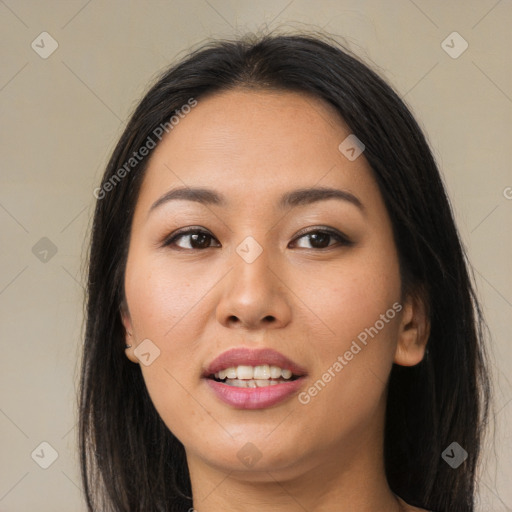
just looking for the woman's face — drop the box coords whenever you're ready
[122,89,426,480]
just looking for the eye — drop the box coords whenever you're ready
[162,227,220,250]
[162,226,352,251]
[290,228,353,250]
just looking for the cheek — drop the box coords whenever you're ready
[124,250,228,440]
[294,243,402,355]
[292,236,402,429]
[295,305,401,454]
[124,250,205,339]
[124,268,205,444]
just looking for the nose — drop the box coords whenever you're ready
[215,247,292,331]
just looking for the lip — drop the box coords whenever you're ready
[203,347,307,377]
[202,347,308,410]
[205,378,305,409]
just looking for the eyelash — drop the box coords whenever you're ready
[161,226,353,251]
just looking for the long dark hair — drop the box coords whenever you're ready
[80,32,492,512]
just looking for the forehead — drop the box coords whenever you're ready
[155,88,347,160]
[137,89,374,209]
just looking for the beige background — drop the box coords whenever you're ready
[0,1,510,510]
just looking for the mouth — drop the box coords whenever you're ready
[203,347,307,409]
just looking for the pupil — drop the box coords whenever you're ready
[310,233,330,248]
[191,233,210,249]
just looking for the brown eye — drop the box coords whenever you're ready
[163,228,220,250]
[291,228,353,250]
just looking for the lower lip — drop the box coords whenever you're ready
[205,378,305,410]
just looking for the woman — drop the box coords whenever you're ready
[80,33,491,511]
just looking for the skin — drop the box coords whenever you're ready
[122,89,430,512]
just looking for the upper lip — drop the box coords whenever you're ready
[203,347,308,377]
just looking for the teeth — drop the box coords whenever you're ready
[224,378,287,388]
[225,367,237,379]
[269,365,282,379]
[281,369,292,379]
[236,365,254,379]
[213,364,296,381]
[253,365,270,379]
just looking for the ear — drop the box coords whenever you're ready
[394,290,430,367]
[120,300,139,364]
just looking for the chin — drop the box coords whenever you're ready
[188,435,314,479]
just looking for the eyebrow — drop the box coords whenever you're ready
[148,186,364,215]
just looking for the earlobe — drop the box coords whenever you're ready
[123,331,140,364]
[120,304,139,364]
[394,292,430,367]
